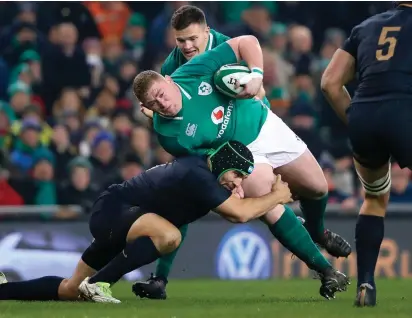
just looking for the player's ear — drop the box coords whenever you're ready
[205,26,210,37]
[165,75,172,83]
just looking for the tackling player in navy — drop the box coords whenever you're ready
[0,141,349,303]
[321,2,412,307]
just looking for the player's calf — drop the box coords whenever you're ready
[274,149,351,257]
[354,159,390,307]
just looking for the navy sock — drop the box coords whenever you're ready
[0,276,64,301]
[89,236,161,285]
[355,215,384,288]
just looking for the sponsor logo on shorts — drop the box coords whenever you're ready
[215,226,271,279]
[198,82,213,96]
[217,101,234,139]
[185,123,197,137]
[248,166,254,174]
[211,106,224,125]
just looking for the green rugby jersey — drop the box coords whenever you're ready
[154,29,230,156]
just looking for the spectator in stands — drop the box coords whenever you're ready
[8,81,31,119]
[112,109,134,156]
[8,118,51,175]
[84,1,131,41]
[57,156,99,215]
[288,25,316,102]
[117,58,138,99]
[10,104,53,147]
[321,159,358,212]
[109,152,144,187]
[86,88,117,123]
[52,88,85,120]
[1,22,41,68]
[78,119,103,157]
[6,148,56,206]
[288,100,324,160]
[0,102,16,150]
[49,124,76,183]
[101,37,124,76]
[42,22,91,112]
[89,130,119,190]
[19,49,42,95]
[130,126,153,168]
[146,1,189,52]
[31,148,57,206]
[390,162,412,203]
[123,13,146,62]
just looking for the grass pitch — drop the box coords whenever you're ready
[0,279,411,318]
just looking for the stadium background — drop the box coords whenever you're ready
[0,1,411,283]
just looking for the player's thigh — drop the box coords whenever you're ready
[242,163,285,224]
[273,148,327,199]
[247,110,320,197]
[242,163,274,197]
[384,100,412,169]
[347,102,390,169]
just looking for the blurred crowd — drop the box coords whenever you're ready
[0,1,411,216]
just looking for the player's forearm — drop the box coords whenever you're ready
[235,36,264,71]
[321,85,351,125]
[235,192,284,223]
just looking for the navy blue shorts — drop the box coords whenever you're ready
[347,99,412,169]
[81,192,147,270]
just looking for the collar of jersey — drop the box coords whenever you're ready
[207,32,214,51]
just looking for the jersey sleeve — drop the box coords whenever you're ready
[342,25,360,58]
[172,42,237,78]
[182,164,232,210]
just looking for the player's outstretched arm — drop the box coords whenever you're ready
[213,175,293,223]
[321,48,356,124]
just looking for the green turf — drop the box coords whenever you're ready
[0,279,411,318]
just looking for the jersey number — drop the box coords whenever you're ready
[376,26,401,61]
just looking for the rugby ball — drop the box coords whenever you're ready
[214,64,251,98]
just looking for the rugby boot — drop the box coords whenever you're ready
[132,273,167,300]
[0,272,7,285]
[79,278,121,304]
[318,268,350,300]
[315,229,352,258]
[354,283,377,307]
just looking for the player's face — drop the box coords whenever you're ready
[219,170,247,191]
[175,23,210,60]
[145,78,181,117]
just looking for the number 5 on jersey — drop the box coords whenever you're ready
[376,26,401,61]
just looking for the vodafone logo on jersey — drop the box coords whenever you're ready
[211,106,224,125]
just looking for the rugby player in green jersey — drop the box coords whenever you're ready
[134,5,351,300]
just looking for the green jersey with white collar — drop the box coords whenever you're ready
[154,34,268,156]
[154,29,230,156]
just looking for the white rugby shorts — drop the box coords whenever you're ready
[247,110,307,168]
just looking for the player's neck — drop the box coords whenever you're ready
[399,3,412,8]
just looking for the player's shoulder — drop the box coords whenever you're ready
[176,155,207,167]
[175,156,210,175]
[210,28,230,46]
[353,9,401,33]
[161,47,184,76]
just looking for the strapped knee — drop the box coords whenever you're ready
[357,169,391,196]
